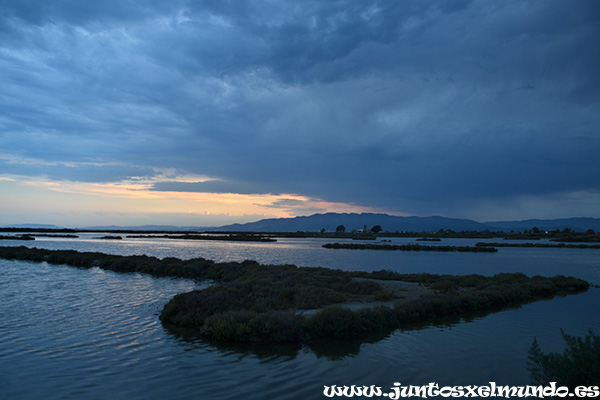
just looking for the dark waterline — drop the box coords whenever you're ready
[0,236,599,399]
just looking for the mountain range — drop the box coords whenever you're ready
[210,213,600,233]
[11,213,596,232]
[213,213,488,232]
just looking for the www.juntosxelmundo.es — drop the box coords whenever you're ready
[323,382,600,398]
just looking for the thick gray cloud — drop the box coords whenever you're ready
[1,0,599,220]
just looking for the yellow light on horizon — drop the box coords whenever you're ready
[0,175,382,226]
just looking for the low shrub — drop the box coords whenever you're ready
[342,280,382,295]
[305,306,359,340]
[354,306,397,332]
[369,289,396,301]
[248,312,304,343]
[202,310,256,342]
[528,330,600,387]
[431,279,457,294]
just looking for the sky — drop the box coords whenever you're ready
[1,0,599,228]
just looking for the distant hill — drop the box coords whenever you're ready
[213,214,600,233]
[1,223,66,230]
[211,213,490,232]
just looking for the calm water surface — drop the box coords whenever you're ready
[1,235,599,399]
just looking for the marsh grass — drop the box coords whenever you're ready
[0,246,589,346]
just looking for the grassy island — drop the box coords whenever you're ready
[322,242,498,252]
[0,235,35,241]
[126,234,276,242]
[28,234,79,238]
[0,246,589,347]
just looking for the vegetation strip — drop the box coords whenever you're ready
[0,235,35,241]
[126,234,276,242]
[26,234,79,238]
[476,242,600,249]
[0,245,589,346]
[322,242,498,252]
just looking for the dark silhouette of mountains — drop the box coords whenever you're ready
[6,213,600,232]
[1,223,65,229]
[210,213,600,233]
[213,213,486,232]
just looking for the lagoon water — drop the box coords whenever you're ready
[1,234,599,399]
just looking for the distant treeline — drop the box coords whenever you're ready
[322,242,498,253]
[476,242,600,249]
[126,234,276,242]
[0,233,78,239]
[0,235,35,241]
[1,227,599,242]
[27,234,79,238]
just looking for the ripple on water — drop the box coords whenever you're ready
[0,259,203,399]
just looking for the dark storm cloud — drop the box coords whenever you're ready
[0,0,169,26]
[1,0,599,219]
[261,198,334,216]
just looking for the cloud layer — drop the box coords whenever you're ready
[1,0,599,225]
